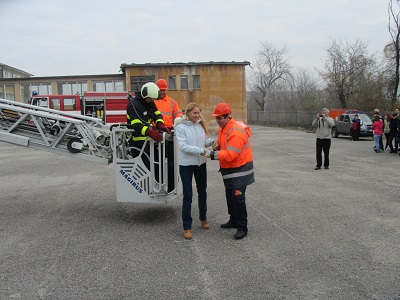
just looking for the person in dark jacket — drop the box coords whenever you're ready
[388,113,398,153]
[351,114,361,141]
[126,82,170,169]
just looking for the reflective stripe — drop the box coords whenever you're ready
[224,126,249,153]
[154,110,161,116]
[131,119,142,125]
[162,111,173,116]
[173,109,182,118]
[170,99,175,115]
[222,169,254,180]
[132,136,147,141]
[141,126,149,136]
[226,145,242,153]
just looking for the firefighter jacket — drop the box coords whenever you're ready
[126,94,164,141]
[214,118,255,189]
[154,95,183,128]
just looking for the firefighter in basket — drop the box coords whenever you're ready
[126,82,170,169]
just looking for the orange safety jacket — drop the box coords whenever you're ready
[154,95,183,128]
[213,118,255,189]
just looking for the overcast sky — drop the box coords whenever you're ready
[0,0,391,77]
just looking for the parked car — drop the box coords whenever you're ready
[331,113,373,138]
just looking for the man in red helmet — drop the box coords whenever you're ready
[202,102,255,239]
[155,78,183,192]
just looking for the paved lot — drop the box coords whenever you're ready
[1,125,400,300]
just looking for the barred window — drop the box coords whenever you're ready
[130,76,155,92]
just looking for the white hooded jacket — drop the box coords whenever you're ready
[174,116,213,166]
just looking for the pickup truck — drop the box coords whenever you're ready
[331,113,373,138]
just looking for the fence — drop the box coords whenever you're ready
[247,111,315,128]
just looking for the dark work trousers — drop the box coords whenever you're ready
[316,138,331,168]
[179,163,207,230]
[165,139,175,192]
[388,132,396,152]
[353,127,360,140]
[225,186,248,232]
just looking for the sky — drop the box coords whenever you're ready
[0,0,391,77]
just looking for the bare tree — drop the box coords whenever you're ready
[319,39,376,108]
[388,0,400,102]
[290,68,324,111]
[248,42,292,111]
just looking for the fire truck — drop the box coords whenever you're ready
[0,97,180,204]
[29,92,128,124]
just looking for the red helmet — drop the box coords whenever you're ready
[156,79,168,90]
[212,103,232,116]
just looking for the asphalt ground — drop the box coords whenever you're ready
[1,125,399,300]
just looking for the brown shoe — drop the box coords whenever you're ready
[201,220,209,229]
[183,230,192,239]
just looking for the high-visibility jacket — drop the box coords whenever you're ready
[214,118,255,189]
[126,95,164,142]
[154,95,183,128]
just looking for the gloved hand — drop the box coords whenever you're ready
[146,128,163,143]
[156,122,170,134]
[201,149,211,158]
[211,139,219,150]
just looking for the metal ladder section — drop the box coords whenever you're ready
[0,98,179,202]
[0,98,112,164]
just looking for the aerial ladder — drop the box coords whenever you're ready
[0,97,180,203]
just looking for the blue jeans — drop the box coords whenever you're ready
[374,135,382,151]
[179,163,207,230]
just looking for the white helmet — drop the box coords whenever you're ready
[141,82,160,99]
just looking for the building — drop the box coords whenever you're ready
[0,61,250,129]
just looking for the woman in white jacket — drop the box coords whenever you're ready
[175,102,213,240]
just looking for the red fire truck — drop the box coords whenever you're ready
[29,92,129,124]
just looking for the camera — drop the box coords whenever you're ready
[319,114,323,118]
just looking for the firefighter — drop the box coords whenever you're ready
[155,78,183,192]
[29,91,38,105]
[202,103,255,239]
[155,79,183,129]
[126,82,170,169]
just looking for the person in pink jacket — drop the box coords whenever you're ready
[372,115,384,153]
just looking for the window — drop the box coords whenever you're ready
[51,98,61,110]
[64,98,76,111]
[20,83,52,102]
[57,82,88,95]
[92,80,124,92]
[344,115,350,122]
[168,76,176,90]
[0,84,15,100]
[180,75,188,90]
[193,75,200,89]
[4,71,13,78]
[38,98,49,108]
[130,76,155,92]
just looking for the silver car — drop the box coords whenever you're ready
[331,113,373,138]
